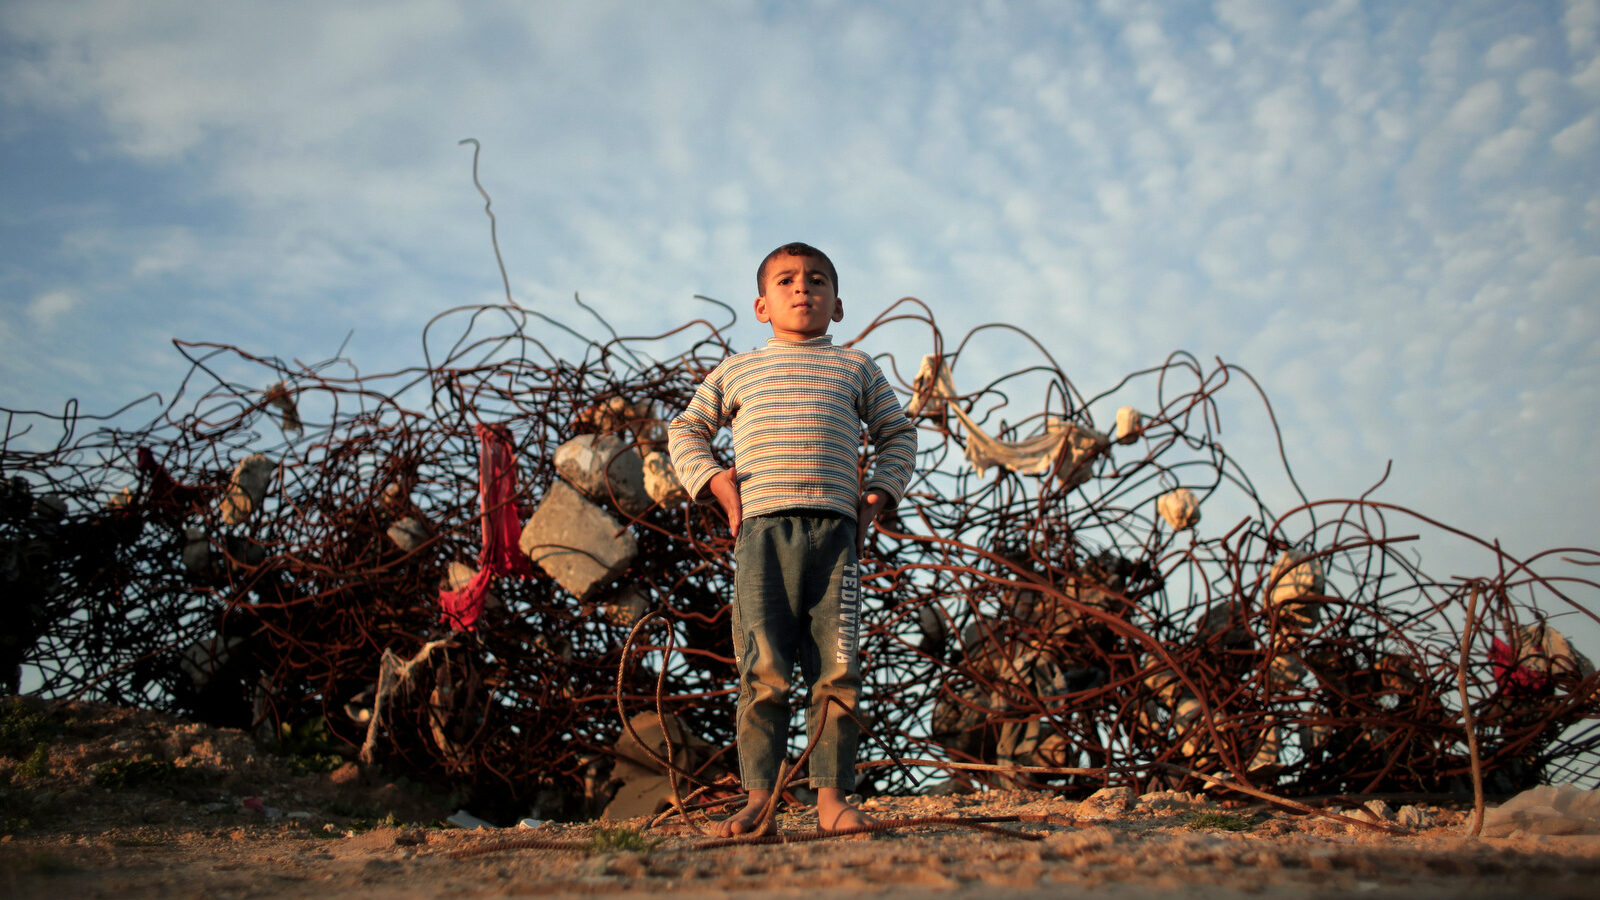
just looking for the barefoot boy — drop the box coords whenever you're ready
[668,242,918,836]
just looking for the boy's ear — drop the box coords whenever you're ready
[753,295,772,323]
[831,296,844,322]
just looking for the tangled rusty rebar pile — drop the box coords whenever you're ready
[3,296,1597,822]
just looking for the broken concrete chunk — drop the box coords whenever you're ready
[34,492,67,522]
[380,480,414,515]
[1267,549,1325,628]
[1080,785,1136,816]
[1157,488,1200,530]
[917,604,946,655]
[222,535,267,569]
[519,480,638,601]
[574,397,667,456]
[1360,799,1395,822]
[575,396,654,436]
[602,775,673,822]
[182,526,211,575]
[1250,718,1284,771]
[602,711,720,821]
[1267,652,1307,689]
[387,516,430,552]
[220,454,274,525]
[600,585,650,627]
[642,450,687,508]
[554,434,650,516]
[1193,603,1249,647]
[1138,790,1202,810]
[1114,406,1142,444]
[1395,804,1430,828]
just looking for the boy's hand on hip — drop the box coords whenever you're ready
[857,490,888,556]
[709,468,743,539]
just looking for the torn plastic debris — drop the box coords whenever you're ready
[446,809,497,830]
[903,355,1109,485]
[1477,784,1600,837]
[264,381,302,434]
[344,685,376,724]
[905,353,957,419]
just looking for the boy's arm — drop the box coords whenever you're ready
[667,371,743,534]
[705,468,743,539]
[857,362,918,531]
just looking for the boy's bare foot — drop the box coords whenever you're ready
[709,790,778,838]
[817,787,876,836]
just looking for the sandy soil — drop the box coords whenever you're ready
[3,699,1598,899]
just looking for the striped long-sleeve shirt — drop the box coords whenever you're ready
[668,336,918,520]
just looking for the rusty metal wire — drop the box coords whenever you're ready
[3,295,1597,823]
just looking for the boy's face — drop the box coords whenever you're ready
[754,252,843,341]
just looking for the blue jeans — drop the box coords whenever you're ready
[731,511,862,790]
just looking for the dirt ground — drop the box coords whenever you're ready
[3,698,1598,899]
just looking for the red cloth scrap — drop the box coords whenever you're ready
[1490,637,1551,694]
[136,446,208,511]
[439,424,535,631]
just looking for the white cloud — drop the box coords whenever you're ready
[1213,0,1288,40]
[1462,125,1536,179]
[1515,68,1566,131]
[1444,80,1506,135]
[1487,34,1537,69]
[1553,114,1600,155]
[25,289,78,329]
[1530,253,1600,305]
[1574,52,1600,92]
[1510,191,1574,256]
[129,228,201,279]
[1566,0,1600,55]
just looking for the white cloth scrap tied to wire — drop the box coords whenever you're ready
[906,354,1108,484]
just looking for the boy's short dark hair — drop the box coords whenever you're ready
[757,242,838,295]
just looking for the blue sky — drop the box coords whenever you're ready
[2,0,1597,605]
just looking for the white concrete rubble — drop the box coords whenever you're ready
[554,434,651,516]
[520,479,639,601]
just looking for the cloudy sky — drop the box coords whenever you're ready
[2,0,1597,598]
